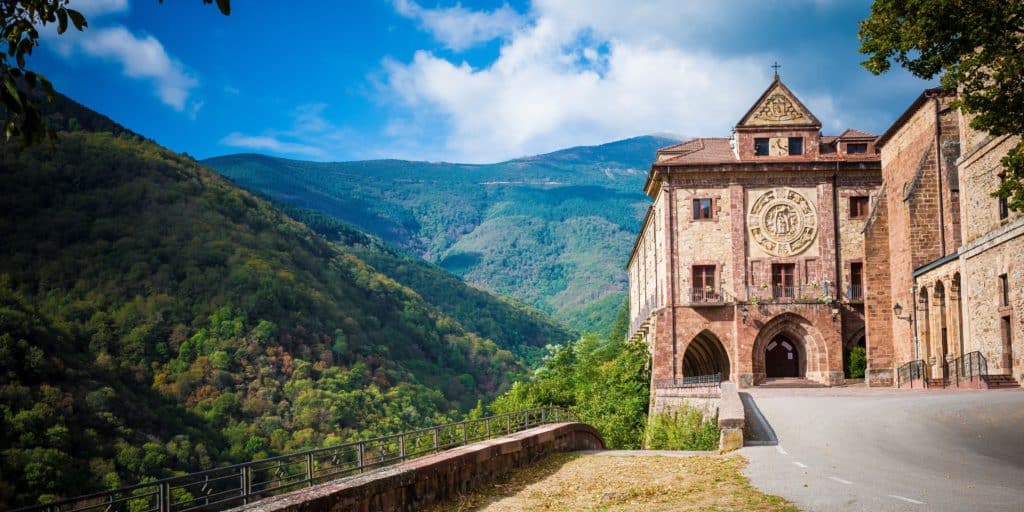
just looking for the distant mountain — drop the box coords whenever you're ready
[204,135,677,334]
[0,95,566,507]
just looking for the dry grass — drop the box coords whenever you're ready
[425,452,799,512]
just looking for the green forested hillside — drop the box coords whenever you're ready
[279,205,575,365]
[203,135,675,334]
[0,99,559,507]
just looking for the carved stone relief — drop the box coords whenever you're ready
[748,188,817,256]
[753,93,806,123]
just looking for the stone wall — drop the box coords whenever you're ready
[959,133,1024,380]
[871,91,960,379]
[226,423,605,512]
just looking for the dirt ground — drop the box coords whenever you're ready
[425,452,798,512]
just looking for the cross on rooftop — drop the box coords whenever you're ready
[771,61,781,77]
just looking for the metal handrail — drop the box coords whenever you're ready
[10,406,575,512]
[948,350,988,387]
[653,372,721,389]
[689,287,724,304]
[896,359,927,388]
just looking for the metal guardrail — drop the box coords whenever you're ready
[10,407,575,512]
[945,350,988,388]
[688,288,725,305]
[896,359,927,388]
[653,372,722,389]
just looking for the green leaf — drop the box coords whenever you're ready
[66,9,87,31]
[57,8,68,35]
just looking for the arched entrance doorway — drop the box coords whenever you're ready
[682,330,731,380]
[751,312,830,385]
[765,335,801,377]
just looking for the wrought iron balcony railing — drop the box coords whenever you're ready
[11,407,575,512]
[847,284,864,301]
[653,372,722,389]
[689,287,725,305]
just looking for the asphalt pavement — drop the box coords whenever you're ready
[739,386,1024,512]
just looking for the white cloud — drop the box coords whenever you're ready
[72,0,130,18]
[220,133,325,158]
[382,1,776,162]
[219,103,352,160]
[79,26,197,110]
[393,0,526,51]
[43,0,199,114]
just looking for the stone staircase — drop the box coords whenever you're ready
[986,374,1021,389]
[757,377,826,388]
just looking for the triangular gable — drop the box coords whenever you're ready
[737,77,821,128]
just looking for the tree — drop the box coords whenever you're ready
[1,0,230,147]
[859,1,1024,211]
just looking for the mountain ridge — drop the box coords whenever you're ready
[204,135,677,333]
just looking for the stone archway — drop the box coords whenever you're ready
[682,330,731,380]
[752,312,830,384]
[765,334,802,377]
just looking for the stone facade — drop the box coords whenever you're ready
[627,77,882,402]
[863,88,1023,386]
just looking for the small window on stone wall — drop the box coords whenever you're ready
[999,273,1010,306]
[693,198,713,220]
[849,196,869,219]
[788,137,803,156]
[754,138,769,156]
[999,174,1009,220]
[847,143,868,154]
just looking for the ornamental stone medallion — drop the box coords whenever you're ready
[748,188,817,256]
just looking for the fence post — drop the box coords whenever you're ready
[399,434,406,460]
[485,417,491,438]
[432,427,439,453]
[506,413,511,434]
[241,466,252,504]
[158,481,171,512]
[357,443,365,474]
[306,452,315,486]
[462,422,468,445]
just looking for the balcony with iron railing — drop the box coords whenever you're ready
[688,287,726,306]
[846,284,864,302]
[744,284,835,304]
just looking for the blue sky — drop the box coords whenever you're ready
[35,0,934,163]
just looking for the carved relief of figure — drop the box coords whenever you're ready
[774,208,791,235]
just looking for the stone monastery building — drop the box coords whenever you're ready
[627,77,1022,405]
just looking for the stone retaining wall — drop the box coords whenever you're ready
[717,382,745,452]
[226,422,605,512]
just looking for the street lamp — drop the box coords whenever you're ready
[894,300,919,361]
[893,302,912,322]
[741,304,749,324]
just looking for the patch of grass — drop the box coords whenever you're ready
[425,453,798,511]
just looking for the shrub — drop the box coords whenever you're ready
[644,405,719,451]
[847,346,867,379]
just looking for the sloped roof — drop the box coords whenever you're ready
[838,128,876,139]
[654,138,736,164]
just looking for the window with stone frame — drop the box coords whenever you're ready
[692,198,714,220]
[772,263,796,298]
[999,174,1009,220]
[849,196,870,219]
[999,273,1010,307]
[754,138,769,156]
[848,262,863,300]
[692,265,717,302]
[847,142,868,154]
[788,137,803,156]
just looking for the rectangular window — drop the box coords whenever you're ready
[847,143,868,154]
[1000,273,1010,306]
[788,137,803,156]
[693,198,713,220]
[849,196,870,219]
[692,265,717,302]
[754,138,769,156]
[999,174,1009,220]
[849,262,863,300]
[772,263,796,299]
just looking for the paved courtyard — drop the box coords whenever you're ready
[740,387,1024,511]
